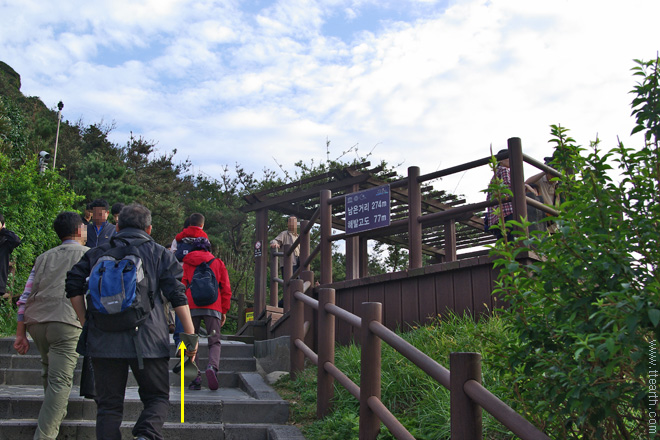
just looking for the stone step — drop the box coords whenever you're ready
[0,373,289,425]
[0,366,256,387]
[0,420,303,440]
[0,337,304,439]
[0,352,256,370]
[0,337,255,359]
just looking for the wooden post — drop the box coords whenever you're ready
[346,183,360,280]
[290,279,305,379]
[300,220,310,271]
[359,236,369,277]
[237,292,245,329]
[254,208,268,318]
[444,219,457,262]
[317,288,336,418]
[283,244,293,312]
[450,352,483,440]
[269,248,279,307]
[360,302,382,439]
[408,166,422,269]
[301,269,316,353]
[507,137,528,237]
[320,190,332,285]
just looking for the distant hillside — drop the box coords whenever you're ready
[0,61,55,138]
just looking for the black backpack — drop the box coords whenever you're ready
[188,258,219,307]
[175,237,196,262]
[86,237,153,332]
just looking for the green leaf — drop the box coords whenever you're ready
[649,309,660,327]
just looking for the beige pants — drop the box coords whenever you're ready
[27,322,81,440]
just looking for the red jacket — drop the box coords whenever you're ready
[175,226,207,241]
[182,250,232,314]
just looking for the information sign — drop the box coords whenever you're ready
[345,184,390,234]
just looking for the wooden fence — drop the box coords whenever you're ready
[261,137,562,437]
[289,277,551,440]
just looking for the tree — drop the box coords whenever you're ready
[489,56,660,439]
[0,152,81,299]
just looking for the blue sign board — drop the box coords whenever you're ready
[345,184,390,234]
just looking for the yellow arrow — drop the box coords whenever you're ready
[179,341,187,423]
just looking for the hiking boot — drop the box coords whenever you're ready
[206,366,219,391]
[189,375,201,390]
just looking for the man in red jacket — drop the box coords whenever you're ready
[182,237,231,391]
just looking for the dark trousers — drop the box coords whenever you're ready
[92,357,170,440]
[488,213,514,242]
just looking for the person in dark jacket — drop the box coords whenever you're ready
[66,203,197,440]
[0,212,21,299]
[111,202,124,224]
[80,203,93,226]
[86,199,116,248]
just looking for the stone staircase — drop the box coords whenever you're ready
[0,336,304,439]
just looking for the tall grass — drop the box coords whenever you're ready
[273,313,520,440]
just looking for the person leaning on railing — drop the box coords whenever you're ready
[269,215,300,275]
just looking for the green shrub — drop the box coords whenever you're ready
[489,56,660,439]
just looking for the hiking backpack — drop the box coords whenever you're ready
[86,237,153,332]
[174,237,196,262]
[188,258,219,307]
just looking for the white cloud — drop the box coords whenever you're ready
[1,0,659,203]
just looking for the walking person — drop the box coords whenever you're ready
[182,237,232,390]
[13,211,88,439]
[0,212,21,299]
[65,203,197,440]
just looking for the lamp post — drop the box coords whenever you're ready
[53,101,63,170]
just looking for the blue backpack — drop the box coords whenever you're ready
[188,258,219,307]
[87,237,153,332]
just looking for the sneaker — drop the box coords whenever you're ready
[189,375,201,390]
[206,366,219,391]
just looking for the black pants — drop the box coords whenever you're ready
[488,213,514,242]
[92,357,170,440]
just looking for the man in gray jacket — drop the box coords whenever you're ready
[14,211,89,439]
[66,203,197,440]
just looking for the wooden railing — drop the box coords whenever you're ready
[268,137,561,316]
[289,277,551,440]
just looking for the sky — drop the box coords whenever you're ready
[1,0,659,202]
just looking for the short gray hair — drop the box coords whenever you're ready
[117,203,152,231]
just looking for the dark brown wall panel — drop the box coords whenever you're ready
[384,281,402,331]
[453,269,473,317]
[336,291,353,345]
[401,278,420,331]
[471,265,492,320]
[435,272,455,318]
[417,275,437,325]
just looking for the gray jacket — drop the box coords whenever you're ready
[66,228,187,358]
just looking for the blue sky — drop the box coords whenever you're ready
[1,0,659,201]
